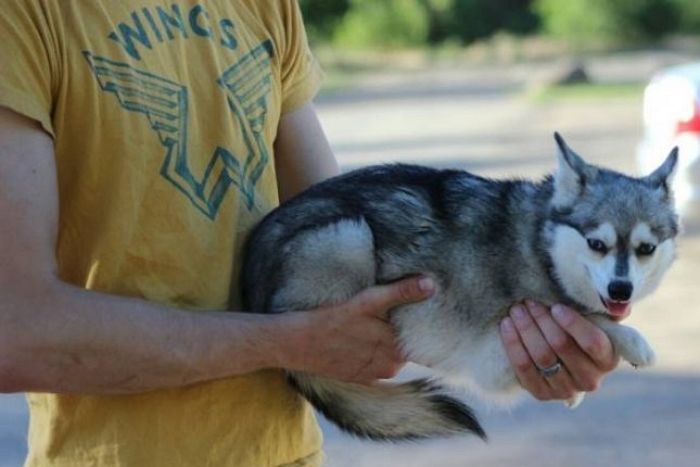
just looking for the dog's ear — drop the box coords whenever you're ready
[645,146,678,196]
[552,132,594,208]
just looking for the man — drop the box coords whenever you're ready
[0,1,618,465]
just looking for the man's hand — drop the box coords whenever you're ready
[277,276,435,384]
[499,300,619,401]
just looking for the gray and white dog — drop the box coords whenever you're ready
[241,133,679,441]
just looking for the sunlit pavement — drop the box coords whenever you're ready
[1,52,699,467]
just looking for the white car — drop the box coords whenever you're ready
[638,62,700,221]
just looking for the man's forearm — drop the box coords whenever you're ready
[0,277,297,394]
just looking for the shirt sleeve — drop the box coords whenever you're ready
[0,0,57,137]
[278,0,324,114]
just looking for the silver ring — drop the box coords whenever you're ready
[538,361,563,378]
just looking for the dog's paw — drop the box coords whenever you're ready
[565,391,585,409]
[627,344,656,369]
[613,327,656,368]
[586,315,656,369]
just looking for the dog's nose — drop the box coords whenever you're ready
[608,280,633,302]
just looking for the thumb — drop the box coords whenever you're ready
[355,276,436,319]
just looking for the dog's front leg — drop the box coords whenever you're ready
[586,315,656,368]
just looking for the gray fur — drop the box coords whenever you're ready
[241,133,679,441]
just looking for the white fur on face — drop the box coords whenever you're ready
[550,221,676,310]
[584,223,618,303]
[550,223,609,312]
[628,223,676,302]
[588,223,616,247]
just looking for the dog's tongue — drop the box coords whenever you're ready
[606,300,631,321]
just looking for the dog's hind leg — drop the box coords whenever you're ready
[268,217,376,312]
[266,217,486,441]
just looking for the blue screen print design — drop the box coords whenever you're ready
[83,40,274,220]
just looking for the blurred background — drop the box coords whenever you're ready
[2,1,700,466]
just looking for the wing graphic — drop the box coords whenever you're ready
[83,46,273,220]
[217,40,275,207]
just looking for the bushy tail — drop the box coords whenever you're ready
[289,372,486,441]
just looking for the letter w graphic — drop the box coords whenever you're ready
[83,40,274,220]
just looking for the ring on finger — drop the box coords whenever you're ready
[537,360,563,378]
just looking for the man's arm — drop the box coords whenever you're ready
[0,106,433,394]
[274,102,339,201]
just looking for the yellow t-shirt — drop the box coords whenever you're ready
[0,1,323,465]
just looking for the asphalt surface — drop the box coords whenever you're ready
[2,51,699,467]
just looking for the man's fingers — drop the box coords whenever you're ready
[354,276,435,319]
[499,317,553,400]
[509,303,579,399]
[551,304,619,371]
[509,304,558,370]
[524,301,603,392]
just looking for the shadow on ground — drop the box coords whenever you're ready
[320,369,700,467]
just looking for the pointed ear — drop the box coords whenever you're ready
[645,146,679,193]
[552,132,592,208]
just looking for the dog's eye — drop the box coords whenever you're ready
[587,238,608,254]
[636,243,656,256]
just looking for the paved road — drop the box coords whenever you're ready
[2,53,699,466]
[0,395,27,467]
[320,371,700,467]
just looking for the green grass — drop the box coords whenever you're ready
[311,42,650,100]
[530,82,645,102]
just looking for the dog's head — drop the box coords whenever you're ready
[546,132,679,320]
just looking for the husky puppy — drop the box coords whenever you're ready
[241,133,679,441]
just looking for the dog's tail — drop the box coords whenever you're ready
[289,372,486,441]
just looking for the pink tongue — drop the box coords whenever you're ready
[606,301,631,318]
